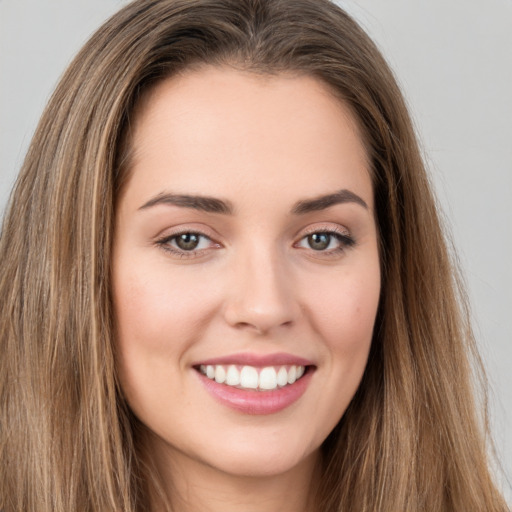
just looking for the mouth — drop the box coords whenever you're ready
[195,363,308,391]
[193,354,316,415]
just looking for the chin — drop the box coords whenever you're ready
[195,434,320,479]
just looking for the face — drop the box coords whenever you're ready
[112,67,380,481]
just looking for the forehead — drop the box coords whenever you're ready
[121,66,373,212]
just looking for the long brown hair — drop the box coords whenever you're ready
[0,0,508,510]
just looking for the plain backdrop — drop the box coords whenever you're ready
[1,0,511,501]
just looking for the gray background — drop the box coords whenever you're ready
[1,0,511,501]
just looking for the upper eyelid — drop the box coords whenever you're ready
[154,223,219,242]
[158,225,349,238]
[158,231,216,247]
[301,226,349,235]
[296,223,351,239]
[155,223,351,241]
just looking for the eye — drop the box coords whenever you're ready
[156,231,217,257]
[296,229,355,253]
[303,233,335,251]
[173,233,207,251]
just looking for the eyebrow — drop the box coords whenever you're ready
[138,188,368,215]
[139,193,234,214]
[291,189,368,214]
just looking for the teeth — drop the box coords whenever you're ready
[287,365,297,384]
[240,366,259,389]
[199,364,307,391]
[259,367,277,390]
[226,365,241,386]
[277,366,288,387]
[214,365,226,384]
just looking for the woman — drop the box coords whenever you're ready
[0,0,508,510]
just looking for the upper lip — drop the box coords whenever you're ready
[194,352,315,367]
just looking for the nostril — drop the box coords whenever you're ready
[231,320,294,335]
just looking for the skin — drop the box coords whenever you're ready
[112,66,381,512]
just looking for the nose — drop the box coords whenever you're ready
[222,245,299,335]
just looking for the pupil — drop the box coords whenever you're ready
[176,233,199,251]
[308,233,330,250]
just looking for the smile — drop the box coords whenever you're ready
[193,354,315,414]
[198,364,306,391]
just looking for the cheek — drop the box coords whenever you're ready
[303,261,380,371]
[293,262,380,445]
[112,260,218,418]
[113,261,216,355]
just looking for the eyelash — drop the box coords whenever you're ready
[294,227,355,257]
[155,227,355,259]
[156,231,218,259]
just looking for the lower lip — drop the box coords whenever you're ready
[196,369,313,415]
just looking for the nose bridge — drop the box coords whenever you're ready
[223,238,298,333]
